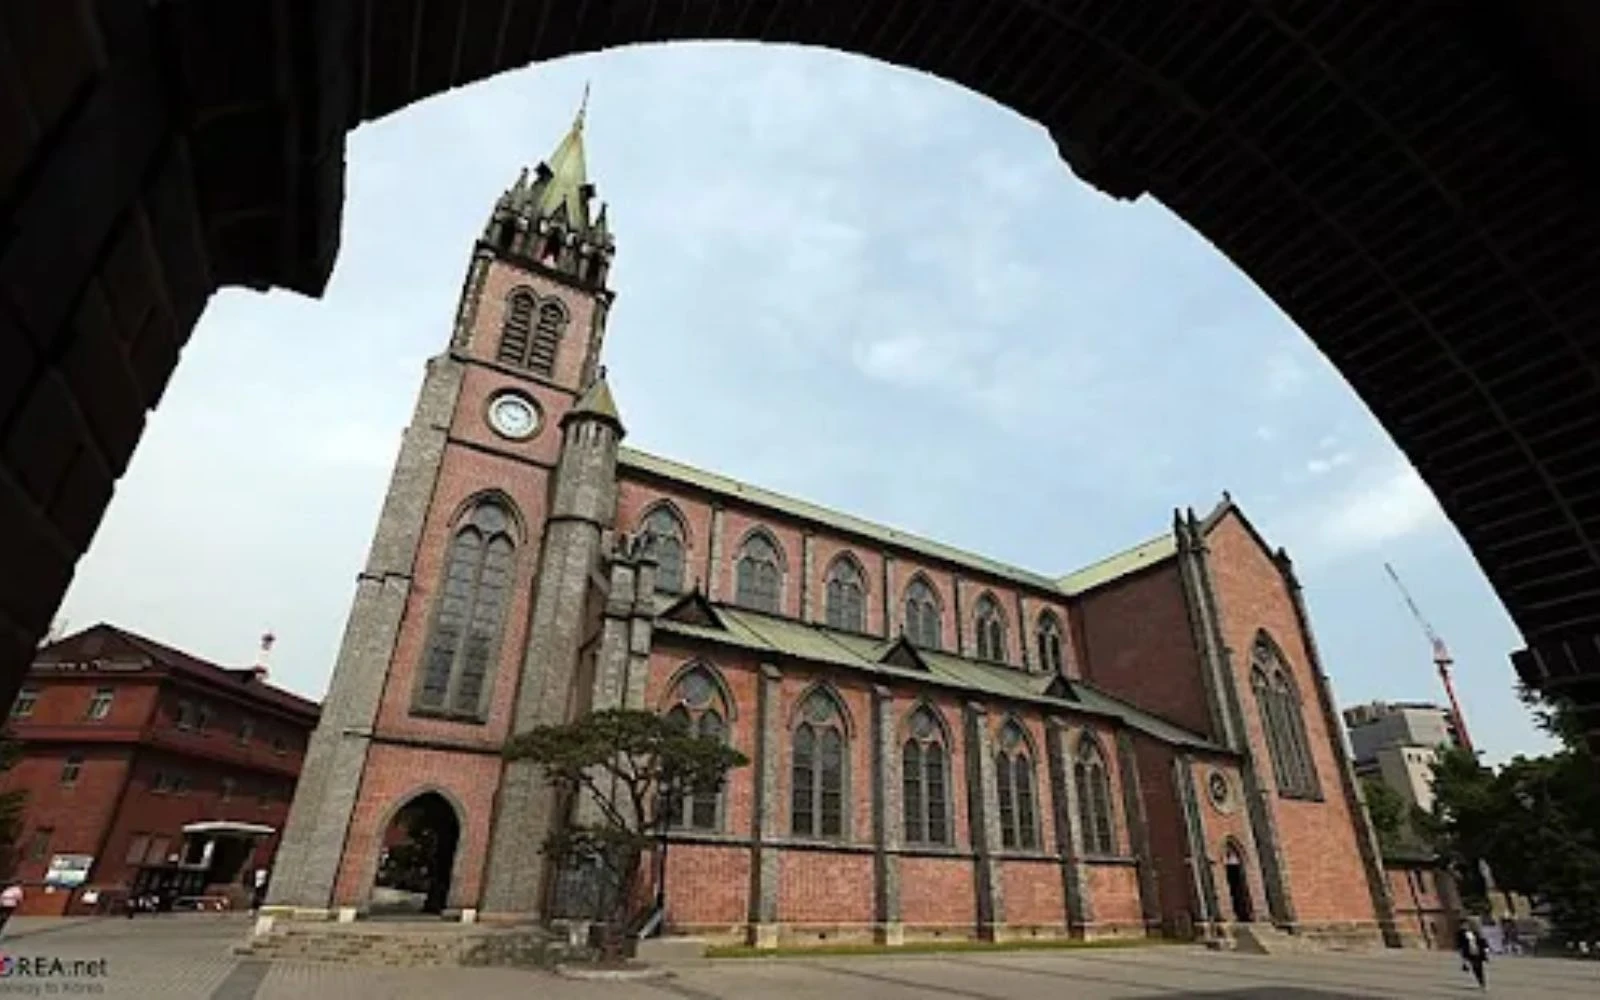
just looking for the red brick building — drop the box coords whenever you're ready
[2,624,319,915]
[266,106,1401,948]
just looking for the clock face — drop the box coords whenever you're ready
[488,393,539,440]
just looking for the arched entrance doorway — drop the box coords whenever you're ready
[372,792,460,916]
[1223,841,1255,924]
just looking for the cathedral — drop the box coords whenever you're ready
[266,105,1400,948]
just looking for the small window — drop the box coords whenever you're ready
[824,557,867,633]
[145,835,170,865]
[151,771,169,794]
[175,700,195,731]
[1036,612,1065,675]
[236,717,254,746]
[271,735,287,756]
[195,703,212,733]
[27,828,52,862]
[903,578,943,650]
[170,773,191,796]
[734,532,784,613]
[11,687,38,718]
[220,777,236,802]
[86,686,114,720]
[975,594,1006,663]
[642,507,687,595]
[59,755,83,787]
[257,784,273,808]
[124,833,150,865]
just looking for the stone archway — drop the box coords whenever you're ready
[372,791,461,916]
[1222,840,1254,924]
[2,3,1599,747]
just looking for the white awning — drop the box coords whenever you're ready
[181,821,276,837]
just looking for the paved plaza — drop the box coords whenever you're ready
[1,916,1596,999]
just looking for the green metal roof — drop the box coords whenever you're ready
[652,601,1224,752]
[619,447,1173,595]
[1055,533,1178,595]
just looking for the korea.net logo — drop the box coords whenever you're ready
[0,953,109,994]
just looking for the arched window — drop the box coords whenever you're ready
[416,499,517,718]
[735,532,783,613]
[664,666,730,830]
[1074,734,1117,855]
[903,578,942,650]
[496,290,567,376]
[497,292,534,367]
[901,706,951,845]
[529,300,566,376]
[1036,611,1065,675]
[975,593,1006,663]
[791,688,847,839]
[994,721,1038,850]
[1251,634,1321,800]
[824,556,866,632]
[641,506,687,594]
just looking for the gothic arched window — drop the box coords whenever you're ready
[735,532,783,613]
[995,721,1038,850]
[496,290,567,377]
[664,665,731,830]
[416,499,518,718]
[791,687,848,839]
[529,300,566,376]
[641,506,687,595]
[1074,734,1117,855]
[1251,634,1322,800]
[1036,611,1065,675]
[497,291,535,367]
[901,706,951,845]
[824,556,867,632]
[903,578,942,650]
[975,593,1006,663]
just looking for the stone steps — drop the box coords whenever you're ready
[236,922,570,969]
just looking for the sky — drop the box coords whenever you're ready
[57,43,1553,763]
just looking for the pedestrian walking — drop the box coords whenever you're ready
[0,883,23,937]
[1457,919,1490,990]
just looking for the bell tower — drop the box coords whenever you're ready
[267,95,624,918]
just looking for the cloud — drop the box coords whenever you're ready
[1287,461,1448,562]
[1264,353,1307,398]
[1306,451,1353,476]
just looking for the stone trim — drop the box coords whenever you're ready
[881,554,894,638]
[1276,552,1402,948]
[963,701,1004,937]
[363,731,503,756]
[871,684,900,937]
[801,532,815,622]
[1115,730,1162,928]
[1188,513,1297,927]
[747,663,781,939]
[1175,752,1220,930]
[1174,515,1236,747]
[1045,717,1092,931]
[706,504,725,601]
[952,572,965,657]
[1014,592,1031,672]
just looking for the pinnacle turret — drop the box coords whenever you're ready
[481,87,614,289]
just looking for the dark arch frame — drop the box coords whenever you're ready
[901,573,946,651]
[362,785,470,915]
[822,551,869,633]
[733,526,788,613]
[638,499,692,593]
[657,659,739,723]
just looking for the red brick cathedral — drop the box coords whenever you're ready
[268,106,1399,948]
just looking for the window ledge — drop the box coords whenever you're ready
[408,706,489,726]
[1081,853,1139,866]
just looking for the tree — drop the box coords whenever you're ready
[504,708,748,958]
[1361,777,1408,854]
[1424,691,1600,943]
[0,734,28,878]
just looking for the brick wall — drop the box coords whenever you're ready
[777,850,874,928]
[1204,512,1377,928]
[1075,562,1213,738]
[1386,863,1459,949]
[1190,758,1267,923]
[662,843,749,933]
[330,742,503,910]
[1084,862,1144,931]
[5,746,130,914]
[1000,857,1064,927]
[899,856,975,931]
[1129,734,1194,933]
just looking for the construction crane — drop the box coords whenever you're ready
[1384,562,1474,753]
